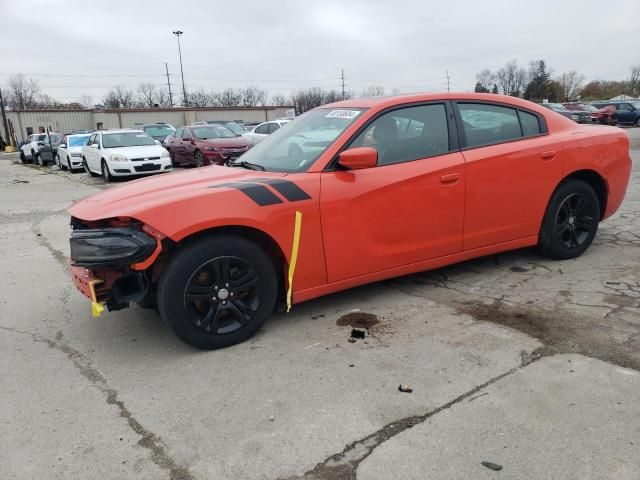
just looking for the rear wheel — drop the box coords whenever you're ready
[158,234,278,349]
[538,179,600,260]
[194,150,204,167]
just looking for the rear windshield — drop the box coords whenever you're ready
[102,132,156,148]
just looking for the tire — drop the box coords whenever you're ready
[20,151,27,163]
[538,179,600,260]
[32,150,39,165]
[168,149,177,167]
[67,156,73,172]
[83,158,99,177]
[57,154,67,170]
[194,150,204,167]
[101,159,113,182]
[158,234,278,350]
[636,116,640,128]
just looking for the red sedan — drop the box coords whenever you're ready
[68,93,631,349]
[165,124,251,166]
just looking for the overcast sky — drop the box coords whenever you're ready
[1,0,639,103]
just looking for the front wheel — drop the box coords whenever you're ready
[83,159,99,177]
[636,116,640,128]
[101,160,113,182]
[20,151,27,163]
[194,150,204,167]
[158,234,278,349]
[538,179,600,260]
[57,154,67,170]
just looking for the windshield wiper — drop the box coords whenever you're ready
[229,160,265,171]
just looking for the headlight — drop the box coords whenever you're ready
[570,114,579,121]
[161,150,170,157]
[70,228,156,268]
[111,154,128,162]
[204,146,221,152]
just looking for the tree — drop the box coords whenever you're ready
[523,60,552,101]
[491,84,499,94]
[361,84,385,97]
[79,95,93,108]
[186,89,214,107]
[156,88,172,107]
[217,88,243,107]
[137,82,158,107]
[7,74,41,109]
[270,94,290,106]
[103,86,136,108]
[556,71,585,101]
[629,65,640,97]
[474,82,489,93]
[475,69,496,92]
[496,60,526,97]
[241,85,268,106]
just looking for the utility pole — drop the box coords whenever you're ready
[172,30,187,106]
[341,68,345,100]
[0,87,11,148]
[165,62,173,107]
[446,70,450,92]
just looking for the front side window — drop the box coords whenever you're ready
[349,104,450,166]
[182,129,192,139]
[174,128,183,138]
[268,123,281,134]
[102,132,156,148]
[237,107,365,172]
[458,103,522,148]
[617,103,632,111]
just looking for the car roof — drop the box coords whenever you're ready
[99,129,145,134]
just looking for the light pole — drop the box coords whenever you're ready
[172,30,187,106]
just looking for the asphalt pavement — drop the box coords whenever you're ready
[1,128,639,480]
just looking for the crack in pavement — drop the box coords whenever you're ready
[0,325,194,480]
[280,356,539,480]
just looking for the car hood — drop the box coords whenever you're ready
[199,137,249,147]
[68,146,84,154]
[68,165,288,225]
[101,145,167,158]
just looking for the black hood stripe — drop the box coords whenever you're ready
[249,178,312,202]
[209,182,283,206]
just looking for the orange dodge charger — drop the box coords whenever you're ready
[68,93,631,349]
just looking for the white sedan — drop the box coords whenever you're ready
[82,129,171,182]
[57,133,92,171]
[242,119,290,145]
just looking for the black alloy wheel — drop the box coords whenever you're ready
[539,179,600,260]
[184,256,262,335]
[158,234,277,349]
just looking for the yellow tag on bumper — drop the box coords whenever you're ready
[286,211,303,312]
[91,302,105,317]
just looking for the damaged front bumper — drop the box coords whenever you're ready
[69,223,165,314]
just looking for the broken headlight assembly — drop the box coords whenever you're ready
[70,228,156,268]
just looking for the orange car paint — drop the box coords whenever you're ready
[68,93,631,305]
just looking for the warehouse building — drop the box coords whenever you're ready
[0,106,295,145]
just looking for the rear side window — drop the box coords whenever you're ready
[458,103,522,148]
[255,124,269,134]
[519,111,541,137]
[267,123,280,134]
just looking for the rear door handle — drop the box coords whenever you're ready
[440,173,461,184]
[540,150,556,160]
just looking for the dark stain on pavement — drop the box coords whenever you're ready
[336,312,379,329]
[458,300,640,371]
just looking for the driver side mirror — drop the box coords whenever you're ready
[338,147,378,170]
[90,143,99,149]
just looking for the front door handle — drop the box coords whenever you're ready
[541,150,556,160]
[440,173,461,184]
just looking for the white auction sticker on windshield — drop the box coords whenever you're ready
[135,134,147,137]
[325,109,361,119]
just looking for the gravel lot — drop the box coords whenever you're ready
[1,128,639,480]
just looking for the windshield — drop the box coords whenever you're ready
[144,126,174,137]
[237,108,366,172]
[192,126,237,139]
[223,122,245,135]
[102,132,156,148]
[68,135,91,147]
[35,134,47,141]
